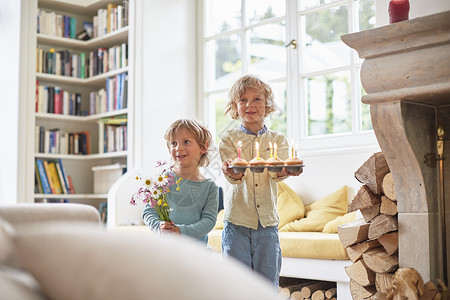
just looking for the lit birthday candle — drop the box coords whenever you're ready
[255,142,260,159]
[269,142,273,158]
[295,144,298,157]
[237,141,242,160]
[291,139,295,158]
[274,143,278,159]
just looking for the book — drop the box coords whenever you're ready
[78,131,90,154]
[48,161,63,194]
[54,86,62,114]
[43,160,56,193]
[67,175,76,194]
[64,15,70,38]
[80,52,86,78]
[42,86,48,113]
[63,90,69,115]
[36,159,51,194]
[73,133,79,155]
[44,130,50,153]
[39,126,45,153]
[35,80,39,112]
[68,133,74,154]
[34,162,44,194]
[57,158,70,194]
[122,74,128,109]
[75,93,82,115]
[117,5,123,30]
[69,17,76,39]
[38,85,45,113]
[106,3,118,33]
[47,86,55,113]
[55,160,68,194]
[99,203,107,223]
[123,0,129,27]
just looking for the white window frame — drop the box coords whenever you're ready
[199,0,379,156]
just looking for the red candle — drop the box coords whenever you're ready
[388,0,410,24]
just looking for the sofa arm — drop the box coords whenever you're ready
[0,203,101,226]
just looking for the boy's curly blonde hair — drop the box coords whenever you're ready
[164,119,214,167]
[224,74,277,120]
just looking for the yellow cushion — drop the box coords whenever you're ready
[279,232,349,259]
[214,210,225,230]
[208,229,222,252]
[277,182,305,229]
[208,230,349,260]
[280,186,348,232]
[322,211,357,233]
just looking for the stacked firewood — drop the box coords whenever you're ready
[279,277,337,300]
[337,152,449,300]
[337,152,399,299]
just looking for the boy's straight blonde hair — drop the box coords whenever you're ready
[164,119,214,167]
[225,74,277,120]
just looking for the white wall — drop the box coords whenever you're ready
[0,1,21,204]
[376,0,450,26]
[136,0,197,170]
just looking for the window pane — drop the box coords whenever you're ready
[211,93,240,145]
[358,0,376,31]
[298,0,340,11]
[305,70,351,136]
[360,86,372,131]
[205,0,241,36]
[248,22,286,80]
[246,0,285,25]
[266,81,287,135]
[205,34,242,91]
[302,4,349,73]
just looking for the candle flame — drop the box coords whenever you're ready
[237,141,242,147]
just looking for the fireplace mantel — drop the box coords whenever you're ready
[342,11,450,282]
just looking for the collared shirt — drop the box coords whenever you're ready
[239,124,268,136]
[219,127,289,230]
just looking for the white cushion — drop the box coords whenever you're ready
[0,217,25,269]
[0,218,14,265]
[0,267,47,300]
[13,223,283,300]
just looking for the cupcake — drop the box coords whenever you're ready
[248,157,266,173]
[266,157,284,172]
[284,157,304,172]
[230,158,248,173]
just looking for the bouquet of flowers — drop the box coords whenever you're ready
[130,161,182,222]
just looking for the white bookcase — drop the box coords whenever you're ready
[29,0,135,210]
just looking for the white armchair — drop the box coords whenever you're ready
[107,169,145,229]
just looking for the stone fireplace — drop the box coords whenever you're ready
[342,11,450,282]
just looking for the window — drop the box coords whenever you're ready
[202,0,376,151]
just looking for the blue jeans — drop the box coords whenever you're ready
[222,221,282,286]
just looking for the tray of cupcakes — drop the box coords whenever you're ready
[229,141,304,174]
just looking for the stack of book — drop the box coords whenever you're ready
[98,115,127,153]
[35,159,75,195]
[35,127,89,155]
